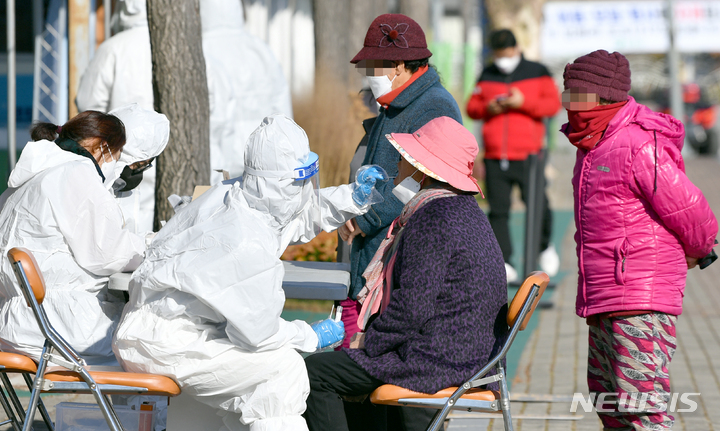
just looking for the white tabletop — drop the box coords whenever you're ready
[108,261,350,300]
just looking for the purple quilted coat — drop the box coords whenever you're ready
[345,195,508,394]
[568,97,718,318]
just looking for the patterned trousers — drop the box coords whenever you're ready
[587,312,677,431]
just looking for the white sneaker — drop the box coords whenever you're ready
[504,263,519,284]
[539,244,560,277]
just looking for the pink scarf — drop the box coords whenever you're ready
[356,188,456,330]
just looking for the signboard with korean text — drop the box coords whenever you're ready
[542,1,720,59]
[674,1,720,52]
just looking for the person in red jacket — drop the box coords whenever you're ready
[467,29,561,282]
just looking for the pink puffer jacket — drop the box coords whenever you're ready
[569,97,718,318]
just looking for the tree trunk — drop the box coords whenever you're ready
[347,0,389,89]
[313,0,350,86]
[147,0,210,230]
[69,0,91,118]
[398,0,430,31]
[484,0,545,60]
[313,0,390,86]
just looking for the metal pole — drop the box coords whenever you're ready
[7,0,17,170]
[32,0,44,123]
[522,154,538,278]
[479,0,491,68]
[521,150,546,279]
[59,1,69,124]
[667,0,684,124]
[430,0,442,43]
[34,0,44,38]
[89,0,96,57]
[104,0,111,39]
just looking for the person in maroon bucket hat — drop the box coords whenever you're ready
[334,12,462,353]
[562,49,718,431]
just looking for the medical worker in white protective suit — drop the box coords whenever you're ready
[76,0,158,233]
[76,0,152,112]
[0,108,167,364]
[114,115,387,431]
[106,104,169,233]
[200,0,293,183]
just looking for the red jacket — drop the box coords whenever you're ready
[467,57,560,160]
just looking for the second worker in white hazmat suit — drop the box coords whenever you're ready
[114,115,386,431]
[106,104,169,233]
[75,0,152,112]
[76,0,159,234]
[200,0,293,183]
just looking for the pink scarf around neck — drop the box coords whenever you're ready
[356,188,456,330]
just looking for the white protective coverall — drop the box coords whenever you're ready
[114,115,368,431]
[75,0,152,112]
[200,0,293,183]
[0,141,146,364]
[76,0,158,234]
[106,104,169,233]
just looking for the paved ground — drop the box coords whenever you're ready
[1,151,718,431]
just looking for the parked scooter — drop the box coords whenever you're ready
[655,83,718,156]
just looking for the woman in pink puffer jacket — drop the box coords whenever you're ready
[562,50,717,431]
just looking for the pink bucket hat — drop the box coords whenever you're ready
[386,117,483,195]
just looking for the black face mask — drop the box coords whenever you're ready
[114,165,145,193]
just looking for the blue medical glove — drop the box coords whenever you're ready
[311,318,345,350]
[352,165,388,206]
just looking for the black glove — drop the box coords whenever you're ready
[699,239,718,270]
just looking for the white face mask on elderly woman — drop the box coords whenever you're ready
[392,174,421,204]
[357,59,397,100]
[366,74,397,100]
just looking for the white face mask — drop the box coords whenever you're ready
[100,143,119,185]
[495,54,521,75]
[366,74,397,100]
[392,174,422,205]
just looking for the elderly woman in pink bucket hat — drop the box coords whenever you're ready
[304,116,508,431]
[337,13,463,355]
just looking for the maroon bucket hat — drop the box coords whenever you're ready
[350,14,432,64]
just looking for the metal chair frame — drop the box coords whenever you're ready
[10,253,128,431]
[0,368,54,431]
[373,273,548,431]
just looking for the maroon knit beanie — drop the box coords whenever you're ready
[350,14,432,64]
[563,50,631,102]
